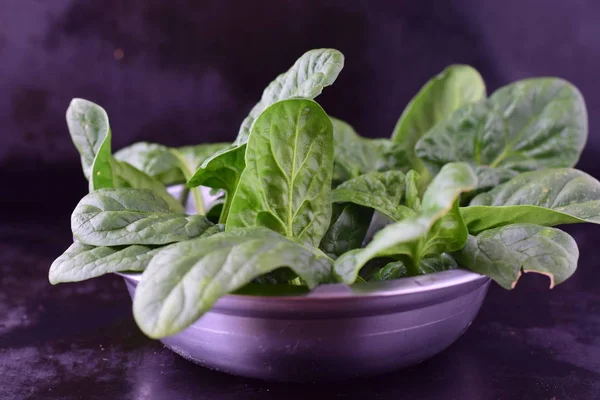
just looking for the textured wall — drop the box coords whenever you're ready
[1,0,599,208]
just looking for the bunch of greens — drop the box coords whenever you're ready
[50,48,598,339]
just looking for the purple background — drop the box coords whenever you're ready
[2,1,600,192]
[2,2,600,398]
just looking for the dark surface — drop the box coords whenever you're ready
[2,0,600,399]
[1,220,599,400]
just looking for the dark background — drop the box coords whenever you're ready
[1,1,600,399]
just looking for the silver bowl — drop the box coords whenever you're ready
[120,270,490,382]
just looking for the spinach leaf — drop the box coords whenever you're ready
[454,224,578,289]
[370,260,408,281]
[114,142,184,184]
[405,170,421,211]
[115,142,229,215]
[227,99,334,247]
[66,99,184,212]
[114,142,228,185]
[392,65,486,179]
[333,162,476,284]
[415,78,587,190]
[320,203,373,258]
[331,118,409,184]
[50,224,225,284]
[188,49,344,222]
[72,188,214,246]
[418,253,458,274]
[368,253,457,281]
[331,171,414,221]
[49,242,161,284]
[133,227,333,338]
[462,168,600,233]
[186,147,246,222]
[238,49,344,142]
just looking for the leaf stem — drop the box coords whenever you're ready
[171,149,206,215]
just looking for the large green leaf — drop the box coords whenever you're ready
[331,171,413,221]
[454,224,578,289]
[71,188,214,246]
[188,49,344,221]
[67,98,110,182]
[334,162,476,284]
[66,99,184,212]
[50,225,224,284]
[462,169,600,233]
[133,227,333,338]
[331,118,409,184]
[227,99,334,247]
[392,65,485,177]
[319,203,373,258]
[415,78,588,190]
[238,48,344,143]
[49,242,160,284]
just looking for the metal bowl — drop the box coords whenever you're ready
[120,270,490,382]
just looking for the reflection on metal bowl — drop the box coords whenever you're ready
[120,269,489,382]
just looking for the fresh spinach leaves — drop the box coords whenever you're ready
[187,49,344,223]
[461,168,600,233]
[331,171,413,221]
[226,99,334,247]
[454,224,578,290]
[67,99,185,213]
[71,188,214,246]
[133,227,333,338]
[333,162,476,283]
[391,65,486,182]
[415,78,587,191]
[51,49,595,339]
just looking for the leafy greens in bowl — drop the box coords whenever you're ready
[50,48,596,341]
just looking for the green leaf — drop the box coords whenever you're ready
[114,142,183,184]
[420,201,468,256]
[227,99,334,247]
[415,78,588,190]
[368,253,457,281]
[49,242,161,284]
[369,260,409,281]
[133,227,333,338]
[188,49,344,221]
[66,99,184,212]
[331,118,410,184]
[238,49,344,143]
[186,146,246,222]
[319,203,373,258]
[418,253,458,275]
[405,170,421,211]
[392,65,486,178]
[71,188,214,246]
[331,171,414,221]
[50,225,225,284]
[114,142,228,185]
[454,224,578,289]
[333,162,476,284]
[66,98,110,181]
[114,142,229,215]
[462,168,600,233]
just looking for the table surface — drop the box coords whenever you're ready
[1,218,599,400]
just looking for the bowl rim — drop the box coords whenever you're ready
[117,268,489,302]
